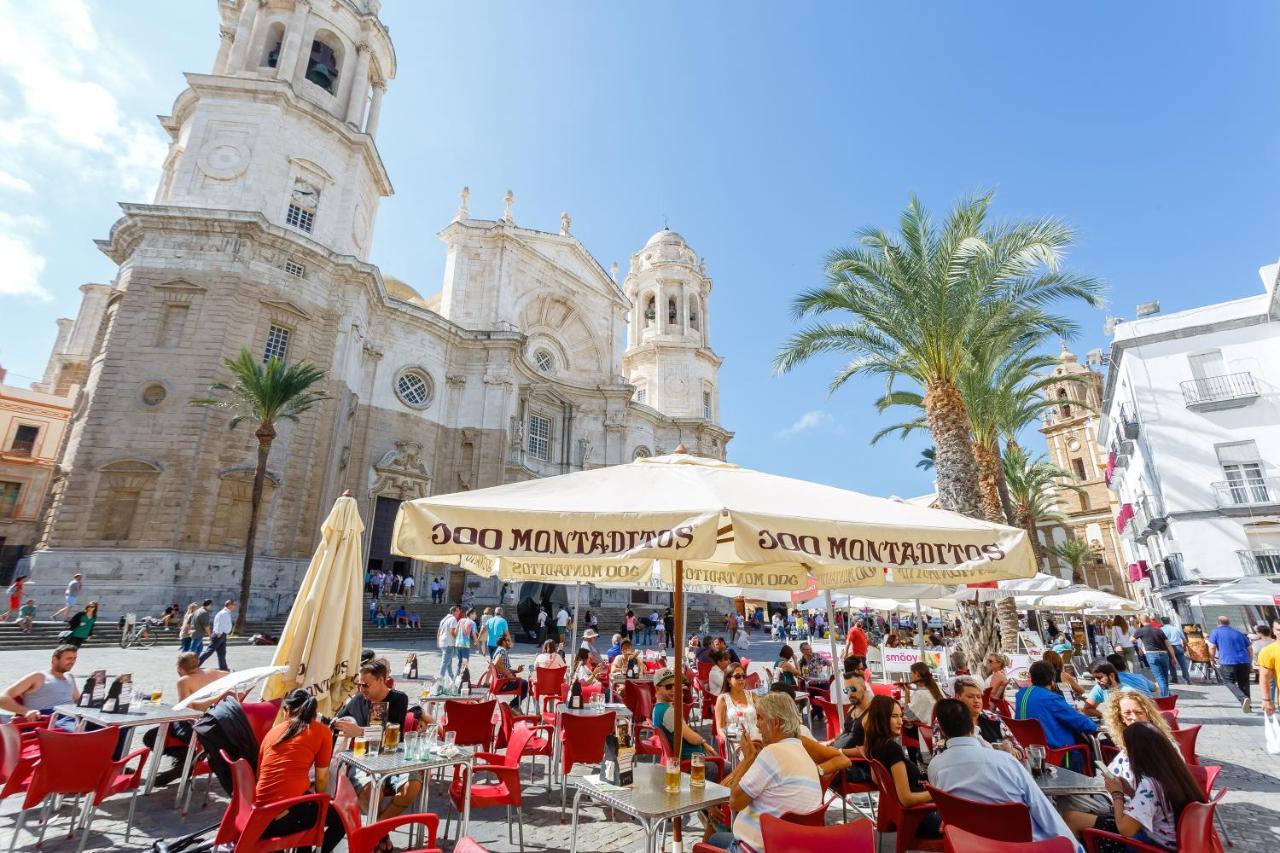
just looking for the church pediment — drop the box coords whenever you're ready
[259,299,312,321]
[152,279,206,293]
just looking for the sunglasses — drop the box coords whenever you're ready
[356,682,371,690]
[730,674,745,681]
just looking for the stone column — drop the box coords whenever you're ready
[225,0,260,73]
[345,43,372,126]
[365,81,386,137]
[276,0,311,83]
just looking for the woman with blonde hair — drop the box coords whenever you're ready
[1111,615,1137,671]
[178,602,200,653]
[985,652,1010,707]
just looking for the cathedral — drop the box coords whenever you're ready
[25,0,731,618]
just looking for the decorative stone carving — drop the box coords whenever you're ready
[370,440,430,500]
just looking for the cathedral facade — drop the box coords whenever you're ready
[25,0,730,617]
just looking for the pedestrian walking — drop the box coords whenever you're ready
[1111,616,1137,672]
[1,577,22,621]
[198,600,235,670]
[436,605,460,680]
[51,573,83,620]
[191,599,213,655]
[537,606,549,645]
[1133,614,1178,697]
[178,602,200,652]
[1208,615,1254,713]
[402,573,415,598]
[63,601,98,649]
[1160,615,1192,684]
[455,607,477,678]
[1260,620,1280,717]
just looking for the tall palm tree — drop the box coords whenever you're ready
[1002,445,1082,570]
[1052,537,1095,586]
[191,350,328,632]
[775,193,1102,520]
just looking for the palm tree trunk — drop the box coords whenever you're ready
[923,382,983,518]
[1018,508,1045,570]
[238,423,275,634]
[996,443,1016,526]
[972,440,1006,525]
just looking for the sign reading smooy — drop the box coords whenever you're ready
[880,646,947,674]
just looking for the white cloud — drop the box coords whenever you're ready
[0,170,34,194]
[777,409,835,438]
[0,212,51,300]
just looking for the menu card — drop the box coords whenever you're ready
[79,670,108,708]
[102,674,134,714]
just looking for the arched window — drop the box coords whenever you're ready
[643,294,656,324]
[1057,387,1071,418]
[688,295,699,330]
[633,446,652,460]
[306,35,342,93]
[261,22,285,67]
[667,297,678,325]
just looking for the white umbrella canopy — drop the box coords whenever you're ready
[1019,585,1141,613]
[944,572,1071,603]
[261,493,366,717]
[173,665,288,711]
[1187,576,1280,607]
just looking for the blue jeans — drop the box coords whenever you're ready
[1170,645,1192,683]
[439,646,457,679]
[456,647,471,675]
[1146,651,1171,697]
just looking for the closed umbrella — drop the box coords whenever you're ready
[261,492,366,717]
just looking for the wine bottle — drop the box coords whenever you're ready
[568,678,584,710]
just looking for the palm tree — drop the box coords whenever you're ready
[1053,537,1095,586]
[916,447,935,471]
[191,350,328,632]
[1002,445,1083,569]
[775,193,1102,520]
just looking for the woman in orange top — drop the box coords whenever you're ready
[255,688,344,851]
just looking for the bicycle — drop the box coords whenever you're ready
[119,614,159,649]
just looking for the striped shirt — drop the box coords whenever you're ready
[733,737,821,852]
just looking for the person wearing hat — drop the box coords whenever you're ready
[581,628,603,666]
[653,668,719,777]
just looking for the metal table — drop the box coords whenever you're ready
[569,771,730,853]
[1035,764,1106,797]
[52,702,201,796]
[337,745,475,842]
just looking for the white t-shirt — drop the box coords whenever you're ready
[437,614,458,649]
[707,666,726,696]
[721,693,759,739]
[732,737,822,851]
[537,611,548,627]
[1125,776,1177,849]
[556,609,570,628]
[535,652,566,669]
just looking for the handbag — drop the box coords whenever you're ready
[1265,712,1280,755]
[56,630,73,644]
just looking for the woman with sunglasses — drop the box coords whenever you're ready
[986,652,1010,708]
[715,663,760,744]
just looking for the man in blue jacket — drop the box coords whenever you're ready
[1015,661,1097,771]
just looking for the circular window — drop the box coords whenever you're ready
[394,368,434,409]
[534,349,555,373]
[632,446,652,460]
[141,383,167,406]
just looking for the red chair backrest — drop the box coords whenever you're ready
[1180,790,1226,853]
[535,666,567,697]
[454,839,490,853]
[1188,764,1220,798]
[1153,694,1178,711]
[944,825,1076,853]
[760,813,873,852]
[1172,724,1201,765]
[697,661,713,684]
[215,754,259,844]
[1159,709,1179,730]
[503,722,538,768]
[1001,716,1049,750]
[443,698,497,750]
[811,696,842,741]
[0,724,21,783]
[242,700,283,745]
[925,785,1032,842]
[23,727,117,807]
[778,799,831,826]
[868,758,904,831]
[560,711,616,771]
[744,672,762,691]
[624,680,656,721]
[331,772,363,837]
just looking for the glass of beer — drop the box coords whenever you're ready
[689,753,706,788]
[353,737,367,758]
[151,687,163,704]
[664,758,681,793]
[383,723,401,752]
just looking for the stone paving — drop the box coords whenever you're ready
[0,636,1276,851]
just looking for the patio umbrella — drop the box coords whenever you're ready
[1186,576,1280,607]
[261,492,366,717]
[1019,585,1141,613]
[393,448,1034,840]
[173,664,288,710]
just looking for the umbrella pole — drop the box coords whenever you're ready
[826,593,844,723]
[673,559,684,850]
[917,599,925,654]
[571,582,579,658]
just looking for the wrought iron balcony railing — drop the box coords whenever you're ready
[1181,372,1259,410]
[1213,477,1279,508]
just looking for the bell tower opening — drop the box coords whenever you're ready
[305,34,343,93]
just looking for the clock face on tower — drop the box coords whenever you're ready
[291,183,319,211]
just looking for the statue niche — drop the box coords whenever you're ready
[369,440,431,500]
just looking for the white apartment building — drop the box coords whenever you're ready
[1099,262,1280,624]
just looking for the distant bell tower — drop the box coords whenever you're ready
[153,0,395,260]
[622,228,722,424]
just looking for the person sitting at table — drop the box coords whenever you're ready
[1043,650,1088,698]
[491,633,529,709]
[863,695,942,839]
[698,636,740,667]
[535,639,566,670]
[580,628,603,665]
[606,633,623,663]
[706,650,730,697]
[331,658,421,820]
[774,644,802,688]
[927,699,1081,849]
[651,669,718,778]
[715,663,759,742]
[985,652,1011,706]
[572,648,607,702]
[903,662,943,723]
[1063,722,1205,849]
[1015,661,1097,772]
[142,652,230,785]
[610,638,640,680]
[796,642,821,680]
[931,675,1022,758]
[704,691,823,852]
[1106,653,1157,694]
[1,644,80,720]
[256,688,346,852]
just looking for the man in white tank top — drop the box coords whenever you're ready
[1,645,80,720]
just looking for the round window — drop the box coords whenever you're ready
[141,383,167,406]
[394,368,434,409]
[534,349,555,373]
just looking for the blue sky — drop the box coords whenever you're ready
[2,1,1278,499]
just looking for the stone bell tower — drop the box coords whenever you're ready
[622,228,723,425]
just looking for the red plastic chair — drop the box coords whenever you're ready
[486,662,523,707]
[945,825,1076,853]
[925,785,1031,842]
[0,724,37,806]
[623,679,657,722]
[824,757,878,823]
[1159,709,1180,730]
[1152,694,1178,711]
[869,758,943,853]
[534,666,568,720]
[558,711,615,818]
[89,738,151,844]
[1172,723,1202,765]
[811,696,843,741]
[1001,716,1093,776]
[759,813,874,851]
[496,702,554,790]
[333,772,442,853]
[241,700,284,744]
[778,799,832,825]
[744,672,762,691]
[445,721,537,850]
[1083,789,1225,853]
[1189,766,1231,847]
[441,698,497,752]
[7,727,122,853]
[214,754,330,852]
[454,840,489,853]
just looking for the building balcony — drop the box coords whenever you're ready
[1133,494,1168,540]
[1180,372,1260,411]
[1213,477,1280,511]
[1119,403,1139,439]
[1237,549,1280,578]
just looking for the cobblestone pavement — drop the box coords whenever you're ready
[0,636,1276,851]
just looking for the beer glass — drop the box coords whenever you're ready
[151,688,163,704]
[690,753,706,788]
[383,723,401,752]
[1027,745,1046,776]
[353,737,367,758]
[664,758,681,793]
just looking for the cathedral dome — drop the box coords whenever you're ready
[645,227,687,248]
[637,227,696,268]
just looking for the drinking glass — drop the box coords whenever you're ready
[444,731,457,749]
[664,758,681,793]
[353,737,367,758]
[423,725,438,754]
[689,753,706,788]
[1027,745,1046,776]
[151,688,163,704]
[384,723,401,752]
[402,732,419,761]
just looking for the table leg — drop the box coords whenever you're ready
[366,774,384,825]
[569,787,584,853]
[142,722,166,795]
[175,734,200,812]
[460,756,473,840]
[644,820,657,853]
